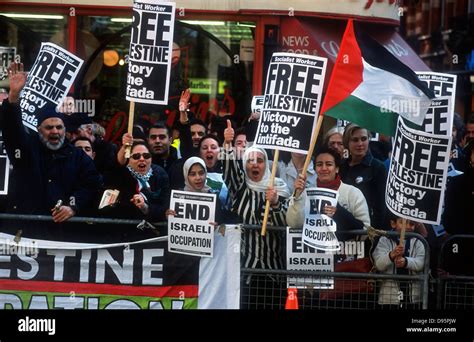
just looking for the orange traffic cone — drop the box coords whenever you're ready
[285,287,299,310]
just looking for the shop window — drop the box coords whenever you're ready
[75,17,255,145]
[0,13,67,88]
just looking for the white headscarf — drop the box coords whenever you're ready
[242,146,291,198]
[183,157,211,192]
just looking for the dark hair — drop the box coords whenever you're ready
[234,127,246,140]
[131,140,151,152]
[190,119,207,131]
[468,113,474,124]
[314,146,342,168]
[452,112,465,143]
[132,126,147,141]
[387,211,400,223]
[197,134,222,150]
[71,137,94,151]
[149,121,171,137]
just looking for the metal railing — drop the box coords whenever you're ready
[240,226,431,310]
[437,234,474,309]
[0,215,433,309]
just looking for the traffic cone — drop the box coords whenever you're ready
[285,287,299,310]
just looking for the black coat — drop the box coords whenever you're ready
[340,152,387,229]
[1,99,102,216]
[102,164,170,223]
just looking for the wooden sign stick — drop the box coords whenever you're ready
[125,101,135,159]
[261,149,280,236]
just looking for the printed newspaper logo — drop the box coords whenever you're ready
[18,316,56,335]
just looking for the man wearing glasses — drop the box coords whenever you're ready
[0,62,102,236]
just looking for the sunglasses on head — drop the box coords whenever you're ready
[131,152,151,160]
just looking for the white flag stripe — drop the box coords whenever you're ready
[352,59,432,125]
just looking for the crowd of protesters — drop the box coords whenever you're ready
[1,62,473,307]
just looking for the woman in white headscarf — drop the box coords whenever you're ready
[183,157,212,193]
[222,121,290,271]
[166,156,231,224]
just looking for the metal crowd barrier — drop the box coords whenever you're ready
[0,215,432,309]
[240,226,431,310]
[436,234,474,309]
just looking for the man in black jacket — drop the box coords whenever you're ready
[147,122,178,173]
[0,63,102,227]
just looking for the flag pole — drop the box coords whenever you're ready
[294,114,324,198]
[400,218,406,248]
[261,149,280,236]
[125,101,135,158]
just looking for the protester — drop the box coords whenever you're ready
[165,156,232,224]
[104,135,169,224]
[275,151,316,195]
[233,127,247,158]
[223,120,290,269]
[443,139,474,235]
[372,214,425,308]
[168,122,230,205]
[0,62,102,236]
[176,89,207,159]
[287,146,370,236]
[72,137,95,160]
[323,126,345,158]
[462,113,474,147]
[68,113,117,175]
[340,123,387,229]
[147,122,178,172]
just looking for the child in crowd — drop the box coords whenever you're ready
[372,213,425,309]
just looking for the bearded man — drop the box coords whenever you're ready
[0,63,101,230]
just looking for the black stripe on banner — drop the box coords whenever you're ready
[354,23,435,99]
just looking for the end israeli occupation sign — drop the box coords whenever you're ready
[386,118,451,224]
[21,43,83,132]
[126,0,176,104]
[255,52,327,154]
[168,190,216,258]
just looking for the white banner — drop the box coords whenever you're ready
[386,118,451,224]
[302,188,340,251]
[126,0,176,104]
[168,190,216,257]
[255,52,327,154]
[286,227,333,289]
[417,72,457,136]
[198,225,241,309]
[20,43,83,131]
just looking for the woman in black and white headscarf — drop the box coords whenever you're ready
[223,120,291,270]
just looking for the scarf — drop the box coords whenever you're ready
[183,157,211,193]
[242,146,291,198]
[127,165,153,191]
[317,174,342,191]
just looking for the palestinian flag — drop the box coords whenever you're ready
[320,20,435,136]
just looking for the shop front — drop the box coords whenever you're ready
[0,0,430,142]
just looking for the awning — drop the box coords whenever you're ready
[280,17,429,90]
